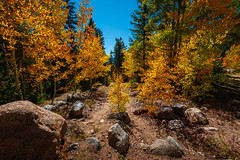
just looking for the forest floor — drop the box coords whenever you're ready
[51,73,240,160]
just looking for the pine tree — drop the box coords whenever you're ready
[112,38,127,73]
[64,0,78,31]
[146,0,187,67]
[130,0,153,71]
[95,28,105,49]
[130,2,150,43]
[87,18,105,49]
[109,50,115,75]
[64,0,78,53]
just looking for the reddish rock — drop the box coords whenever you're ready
[0,101,67,160]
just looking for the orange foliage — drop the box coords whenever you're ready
[185,0,239,33]
[223,44,240,71]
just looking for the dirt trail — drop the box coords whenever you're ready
[62,87,168,160]
[60,85,240,160]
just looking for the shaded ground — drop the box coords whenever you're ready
[54,74,240,160]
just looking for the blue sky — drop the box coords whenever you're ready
[74,0,138,55]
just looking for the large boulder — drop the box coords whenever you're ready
[108,112,131,125]
[108,123,129,154]
[70,101,84,117]
[156,107,175,120]
[150,136,183,158]
[0,101,67,160]
[184,108,209,125]
[172,104,188,117]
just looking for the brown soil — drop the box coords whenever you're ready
[55,75,240,160]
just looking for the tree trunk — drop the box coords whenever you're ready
[74,69,77,93]
[20,72,26,100]
[90,78,92,93]
[51,74,56,104]
[39,81,43,96]
[11,48,23,100]
[178,0,186,49]
[3,50,10,78]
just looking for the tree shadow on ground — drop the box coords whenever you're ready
[199,74,240,120]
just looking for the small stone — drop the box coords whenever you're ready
[42,104,57,111]
[86,137,102,150]
[67,94,73,102]
[108,123,129,154]
[198,152,204,156]
[70,101,84,117]
[90,129,94,134]
[58,106,65,110]
[202,127,219,132]
[168,120,184,130]
[100,119,105,123]
[67,92,83,102]
[67,143,79,151]
[108,112,131,125]
[184,108,209,125]
[53,101,67,107]
[172,104,188,116]
[200,106,208,112]
[140,143,148,148]
[156,107,175,120]
[165,136,183,153]
[150,138,183,158]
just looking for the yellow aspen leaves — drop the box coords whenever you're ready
[71,0,110,90]
[108,74,130,112]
